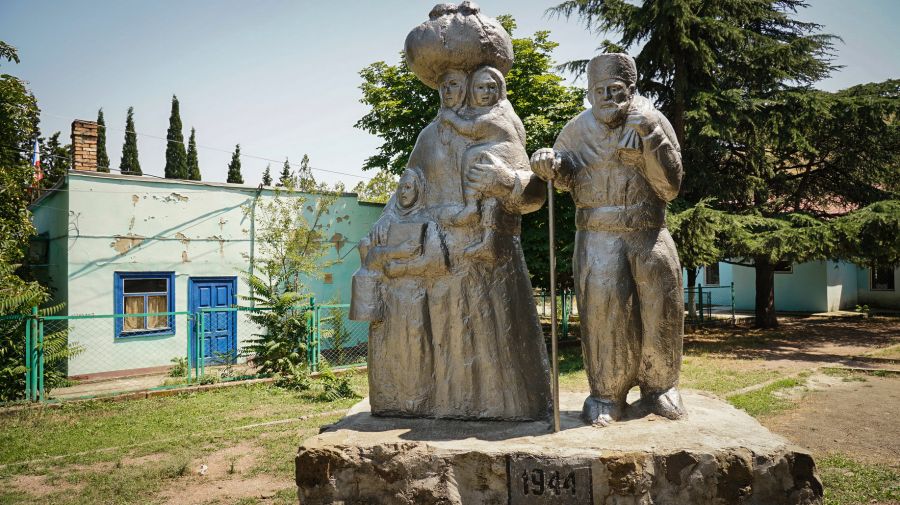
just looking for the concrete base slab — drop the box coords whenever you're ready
[296,391,822,504]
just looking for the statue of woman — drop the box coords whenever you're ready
[351,5,551,421]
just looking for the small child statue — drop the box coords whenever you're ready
[439,65,526,260]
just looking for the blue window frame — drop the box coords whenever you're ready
[114,271,176,338]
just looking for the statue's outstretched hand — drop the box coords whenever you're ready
[530,148,558,181]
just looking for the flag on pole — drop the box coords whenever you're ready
[31,138,43,183]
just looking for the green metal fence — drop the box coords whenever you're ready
[534,288,578,340]
[8,301,369,405]
[533,283,737,339]
[684,283,736,327]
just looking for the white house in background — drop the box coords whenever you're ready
[687,260,899,312]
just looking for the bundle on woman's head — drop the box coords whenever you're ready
[405,2,513,89]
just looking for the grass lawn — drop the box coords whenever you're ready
[0,372,368,505]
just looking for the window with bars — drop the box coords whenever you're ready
[871,267,895,291]
[114,272,176,338]
[704,263,720,285]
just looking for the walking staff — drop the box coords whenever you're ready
[548,175,560,433]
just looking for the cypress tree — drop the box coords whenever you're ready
[226,144,243,184]
[164,95,188,179]
[186,127,200,181]
[119,107,141,175]
[96,108,109,172]
[261,164,272,186]
[296,154,316,192]
[278,158,292,186]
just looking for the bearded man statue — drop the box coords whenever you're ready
[531,53,686,427]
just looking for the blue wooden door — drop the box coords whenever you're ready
[190,277,237,365]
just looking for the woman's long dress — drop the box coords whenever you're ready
[366,119,551,421]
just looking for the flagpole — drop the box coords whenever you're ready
[548,177,560,433]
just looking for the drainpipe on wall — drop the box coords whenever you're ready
[248,184,264,307]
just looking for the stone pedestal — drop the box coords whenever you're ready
[296,391,822,504]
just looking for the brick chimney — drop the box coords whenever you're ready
[71,120,99,171]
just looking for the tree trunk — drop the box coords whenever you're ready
[686,267,698,319]
[754,257,778,328]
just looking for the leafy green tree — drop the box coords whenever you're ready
[0,42,83,400]
[554,0,899,327]
[261,164,272,186]
[667,199,721,316]
[164,95,188,179]
[0,41,20,65]
[833,200,900,268]
[353,170,397,204]
[241,273,310,385]
[0,41,40,268]
[241,181,338,386]
[39,132,70,188]
[278,158,292,187]
[550,0,835,147]
[226,144,243,184]
[0,262,83,402]
[0,43,39,170]
[355,17,584,288]
[96,108,109,172]
[296,154,316,192]
[119,107,141,175]
[186,127,200,181]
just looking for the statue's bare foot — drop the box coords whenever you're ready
[581,396,624,427]
[639,387,686,420]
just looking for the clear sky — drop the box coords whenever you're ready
[2,0,897,187]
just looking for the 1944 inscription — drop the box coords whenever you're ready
[508,455,592,504]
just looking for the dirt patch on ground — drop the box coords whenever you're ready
[686,316,900,369]
[119,452,167,467]
[764,374,900,466]
[9,473,83,498]
[155,442,292,504]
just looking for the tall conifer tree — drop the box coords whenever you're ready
[296,154,316,192]
[226,144,244,184]
[119,107,141,175]
[186,127,200,181]
[261,164,272,186]
[96,108,109,172]
[553,0,898,327]
[278,158,292,186]
[164,95,188,179]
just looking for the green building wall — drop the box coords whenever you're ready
[31,172,384,376]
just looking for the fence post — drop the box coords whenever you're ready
[307,297,317,372]
[24,309,33,401]
[199,310,206,380]
[561,289,569,340]
[186,314,193,382]
[314,306,321,372]
[697,284,704,324]
[37,316,45,401]
[731,281,736,325]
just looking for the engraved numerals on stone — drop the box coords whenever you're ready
[521,469,576,496]
[509,456,591,504]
